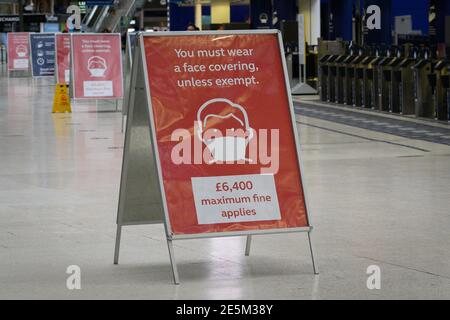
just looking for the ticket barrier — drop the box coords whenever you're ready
[342,52,360,105]
[413,50,434,118]
[351,51,370,107]
[354,49,373,107]
[447,65,450,121]
[318,42,450,122]
[448,85,450,121]
[319,54,331,101]
[318,39,346,103]
[376,50,396,112]
[362,53,384,109]
[386,49,405,113]
[393,50,416,115]
[354,59,366,107]
[432,60,450,121]
[329,54,348,104]
[325,54,340,102]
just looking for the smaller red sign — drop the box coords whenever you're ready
[56,33,71,84]
[7,32,30,71]
[71,33,124,99]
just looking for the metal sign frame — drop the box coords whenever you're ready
[69,32,124,103]
[54,33,71,85]
[114,30,319,284]
[121,31,138,132]
[54,32,62,84]
[7,31,32,76]
[114,41,166,265]
[29,32,56,78]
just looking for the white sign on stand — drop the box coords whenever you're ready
[69,33,124,111]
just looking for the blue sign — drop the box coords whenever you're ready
[43,23,60,33]
[29,33,55,77]
[85,0,114,6]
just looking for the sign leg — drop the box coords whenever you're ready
[113,224,122,265]
[307,231,319,275]
[167,239,180,285]
[245,235,252,257]
[121,115,125,133]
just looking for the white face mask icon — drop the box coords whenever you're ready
[16,45,27,57]
[87,56,107,77]
[197,98,254,163]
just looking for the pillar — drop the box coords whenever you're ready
[195,0,202,30]
[310,0,321,45]
[298,0,321,45]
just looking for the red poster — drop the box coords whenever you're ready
[55,33,71,84]
[7,32,30,71]
[142,32,309,236]
[71,33,123,99]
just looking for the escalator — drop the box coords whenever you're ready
[83,0,147,34]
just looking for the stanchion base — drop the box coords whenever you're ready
[291,82,317,95]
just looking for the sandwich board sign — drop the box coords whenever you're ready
[70,33,124,100]
[115,30,318,284]
[7,32,30,72]
[55,33,71,84]
[29,33,56,78]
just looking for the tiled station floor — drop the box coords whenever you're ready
[1,66,450,299]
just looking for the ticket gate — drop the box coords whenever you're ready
[448,85,450,121]
[380,49,402,113]
[413,51,434,118]
[349,53,366,107]
[319,54,330,101]
[324,55,340,102]
[342,53,358,105]
[355,57,368,107]
[354,47,376,108]
[376,51,396,112]
[331,54,348,104]
[389,51,414,114]
[317,41,449,122]
[391,50,417,115]
[448,78,450,121]
[447,65,450,121]
[362,55,384,109]
[432,60,450,121]
[438,74,450,121]
[386,59,401,113]
[317,39,346,103]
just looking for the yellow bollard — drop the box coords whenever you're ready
[52,84,71,113]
